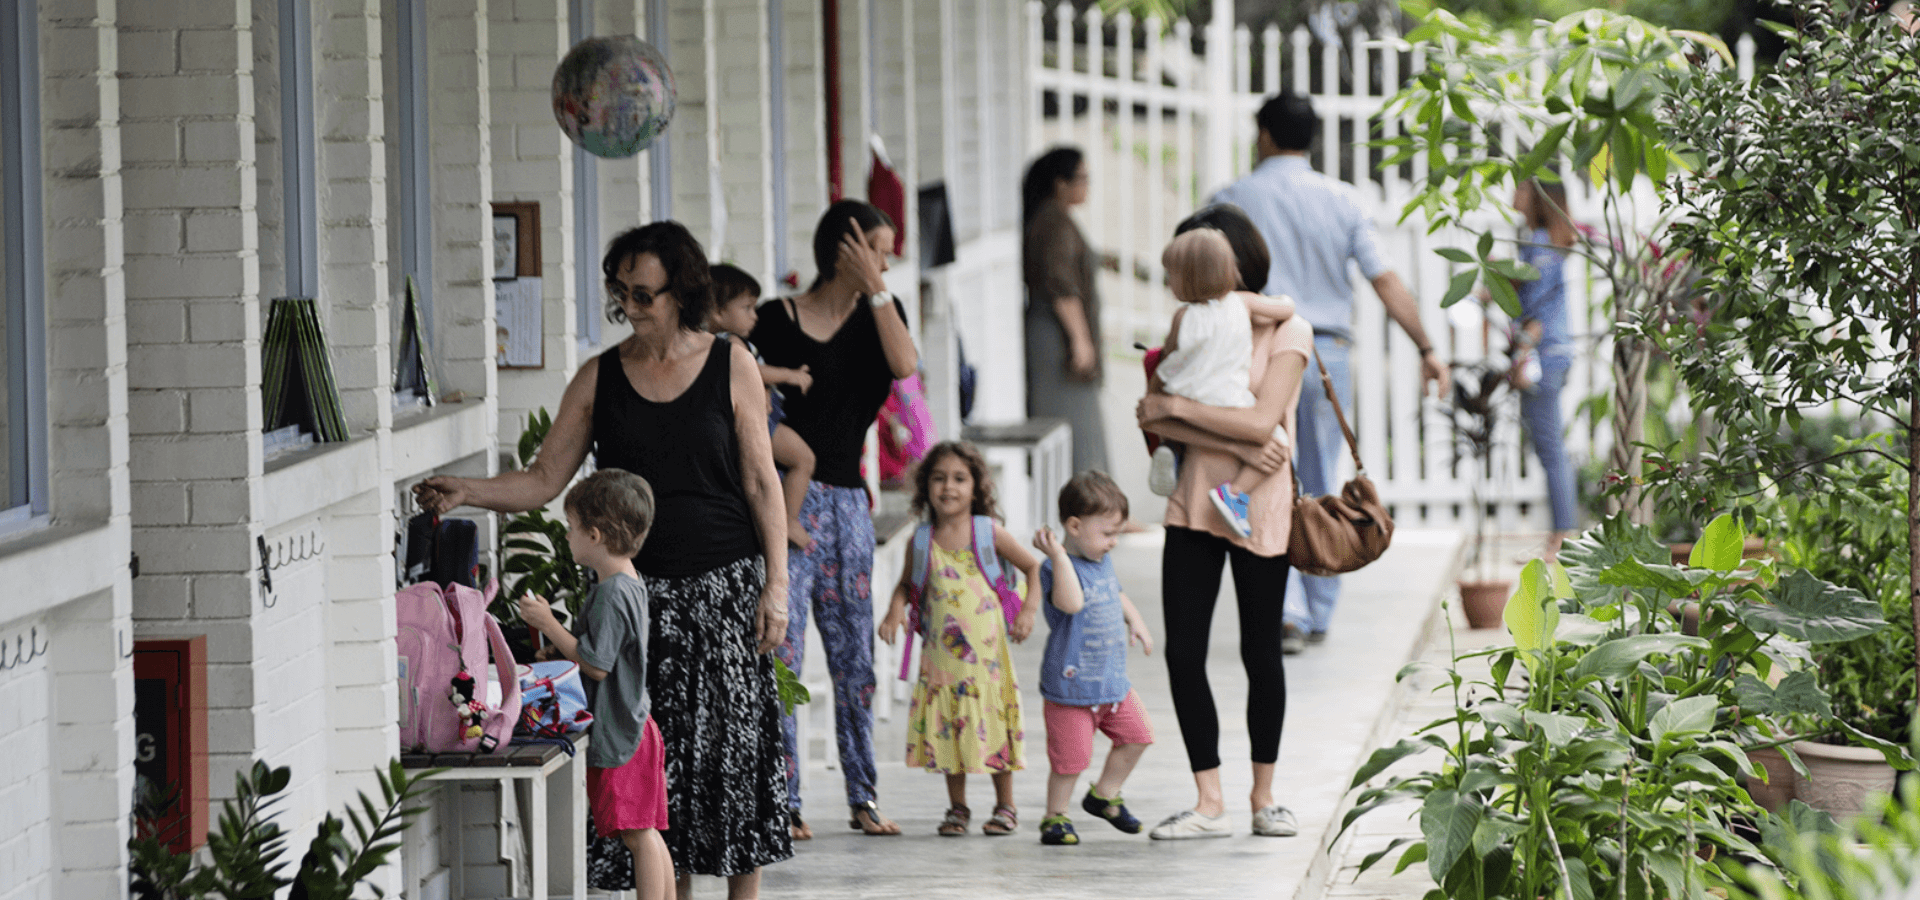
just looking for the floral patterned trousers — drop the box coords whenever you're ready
[774,482,880,814]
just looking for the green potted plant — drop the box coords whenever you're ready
[1343,513,1886,900]
[1658,0,1920,724]
[1443,355,1518,628]
[495,408,594,662]
[1751,443,1916,818]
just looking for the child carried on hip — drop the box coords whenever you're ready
[708,263,819,550]
[1145,227,1296,538]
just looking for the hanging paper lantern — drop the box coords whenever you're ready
[551,35,676,159]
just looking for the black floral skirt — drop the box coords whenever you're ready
[645,555,793,877]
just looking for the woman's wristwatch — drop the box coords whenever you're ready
[868,289,895,309]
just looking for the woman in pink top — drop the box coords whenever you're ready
[1134,205,1312,841]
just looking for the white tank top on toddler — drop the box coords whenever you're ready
[1156,293,1260,408]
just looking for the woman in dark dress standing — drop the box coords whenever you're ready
[414,221,793,899]
[1023,146,1109,474]
[751,199,917,839]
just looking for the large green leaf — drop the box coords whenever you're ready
[1421,789,1484,881]
[1572,634,1706,681]
[1732,670,1832,719]
[1522,709,1587,747]
[1688,513,1747,573]
[1505,560,1561,670]
[1735,569,1886,643]
[1596,558,1700,598]
[1351,737,1438,789]
[1650,695,1718,743]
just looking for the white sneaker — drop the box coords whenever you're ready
[1251,805,1298,837]
[1148,445,1179,496]
[1147,809,1231,840]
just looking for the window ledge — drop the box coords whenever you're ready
[392,398,492,483]
[261,434,382,527]
[0,521,119,624]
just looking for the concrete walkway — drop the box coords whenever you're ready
[738,526,1461,900]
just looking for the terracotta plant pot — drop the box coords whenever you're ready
[1745,746,1795,813]
[1791,739,1897,821]
[1458,580,1512,630]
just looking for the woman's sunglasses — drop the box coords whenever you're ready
[607,279,666,307]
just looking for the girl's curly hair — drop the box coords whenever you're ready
[909,441,1002,523]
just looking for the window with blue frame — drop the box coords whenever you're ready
[0,0,49,529]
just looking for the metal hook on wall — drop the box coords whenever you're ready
[0,625,49,672]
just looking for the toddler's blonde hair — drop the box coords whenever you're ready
[1162,228,1240,304]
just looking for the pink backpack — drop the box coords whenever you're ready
[877,373,937,487]
[397,580,523,754]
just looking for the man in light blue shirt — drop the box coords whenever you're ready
[1211,93,1448,652]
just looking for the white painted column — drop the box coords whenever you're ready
[667,0,722,250]
[712,0,775,279]
[490,0,580,460]
[41,1,137,894]
[117,0,268,811]
[427,0,500,416]
[779,0,828,286]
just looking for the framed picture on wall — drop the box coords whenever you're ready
[490,201,540,279]
[490,201,544,369]
[492,215,518,280]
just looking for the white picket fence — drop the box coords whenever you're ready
[1025,1,1755,530]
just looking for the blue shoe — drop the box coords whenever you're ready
[1039,814,1080,845]
[1082,787,1142,834]
[1209,484,1254,538]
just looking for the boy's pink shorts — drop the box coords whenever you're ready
[1043,690,1154,775]
[587,716,669,836]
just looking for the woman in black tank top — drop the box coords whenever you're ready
[413,221,795,892]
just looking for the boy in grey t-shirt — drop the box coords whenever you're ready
[519,469,672,900]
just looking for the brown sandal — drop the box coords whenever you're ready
[982,804,1019,836]
[937,805,971,836]
[790,813,813,841]
[848,801,901,835]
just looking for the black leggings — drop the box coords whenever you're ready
[1161,526,1290,773]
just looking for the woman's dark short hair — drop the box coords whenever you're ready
[1256,92,1319,152]
[1175,204,1271,294]
[1022,145,1085,226]
[602,220,713,332]
[809,200,894,292]
[709,263,762,304]
[1058,470,1129,523]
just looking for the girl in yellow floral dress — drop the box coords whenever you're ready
[879,441,1042,836]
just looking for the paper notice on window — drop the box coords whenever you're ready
[496,276,544,368]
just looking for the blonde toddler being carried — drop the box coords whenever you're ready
[1148,227,1297,538]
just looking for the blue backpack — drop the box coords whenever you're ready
[898,515,1023,679]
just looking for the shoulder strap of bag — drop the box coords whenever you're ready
[970,515,1002,584]
[908,524,934,597]
[1311,347,1364,475]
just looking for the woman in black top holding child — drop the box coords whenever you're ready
[751,200,918,839]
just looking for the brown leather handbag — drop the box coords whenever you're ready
[1288,349,1394,576]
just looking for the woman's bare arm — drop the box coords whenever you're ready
[412,361,596,514]
[730,340,791,652]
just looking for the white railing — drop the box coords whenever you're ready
[1025,1,1755,529]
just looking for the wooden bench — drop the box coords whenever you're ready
[403,733,590,900]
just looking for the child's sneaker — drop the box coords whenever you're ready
[1039,814,1080,845]
[1148,444,1179,496]
[1209,484,1254,538]
[1081,787,1142,834]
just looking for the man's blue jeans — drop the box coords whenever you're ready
[1285,334,1352,634]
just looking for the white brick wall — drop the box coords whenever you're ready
[0,624,54,900]
[779,0,827,287]
[491,0,582,463]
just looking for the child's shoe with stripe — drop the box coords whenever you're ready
[1081,787,1142,834]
